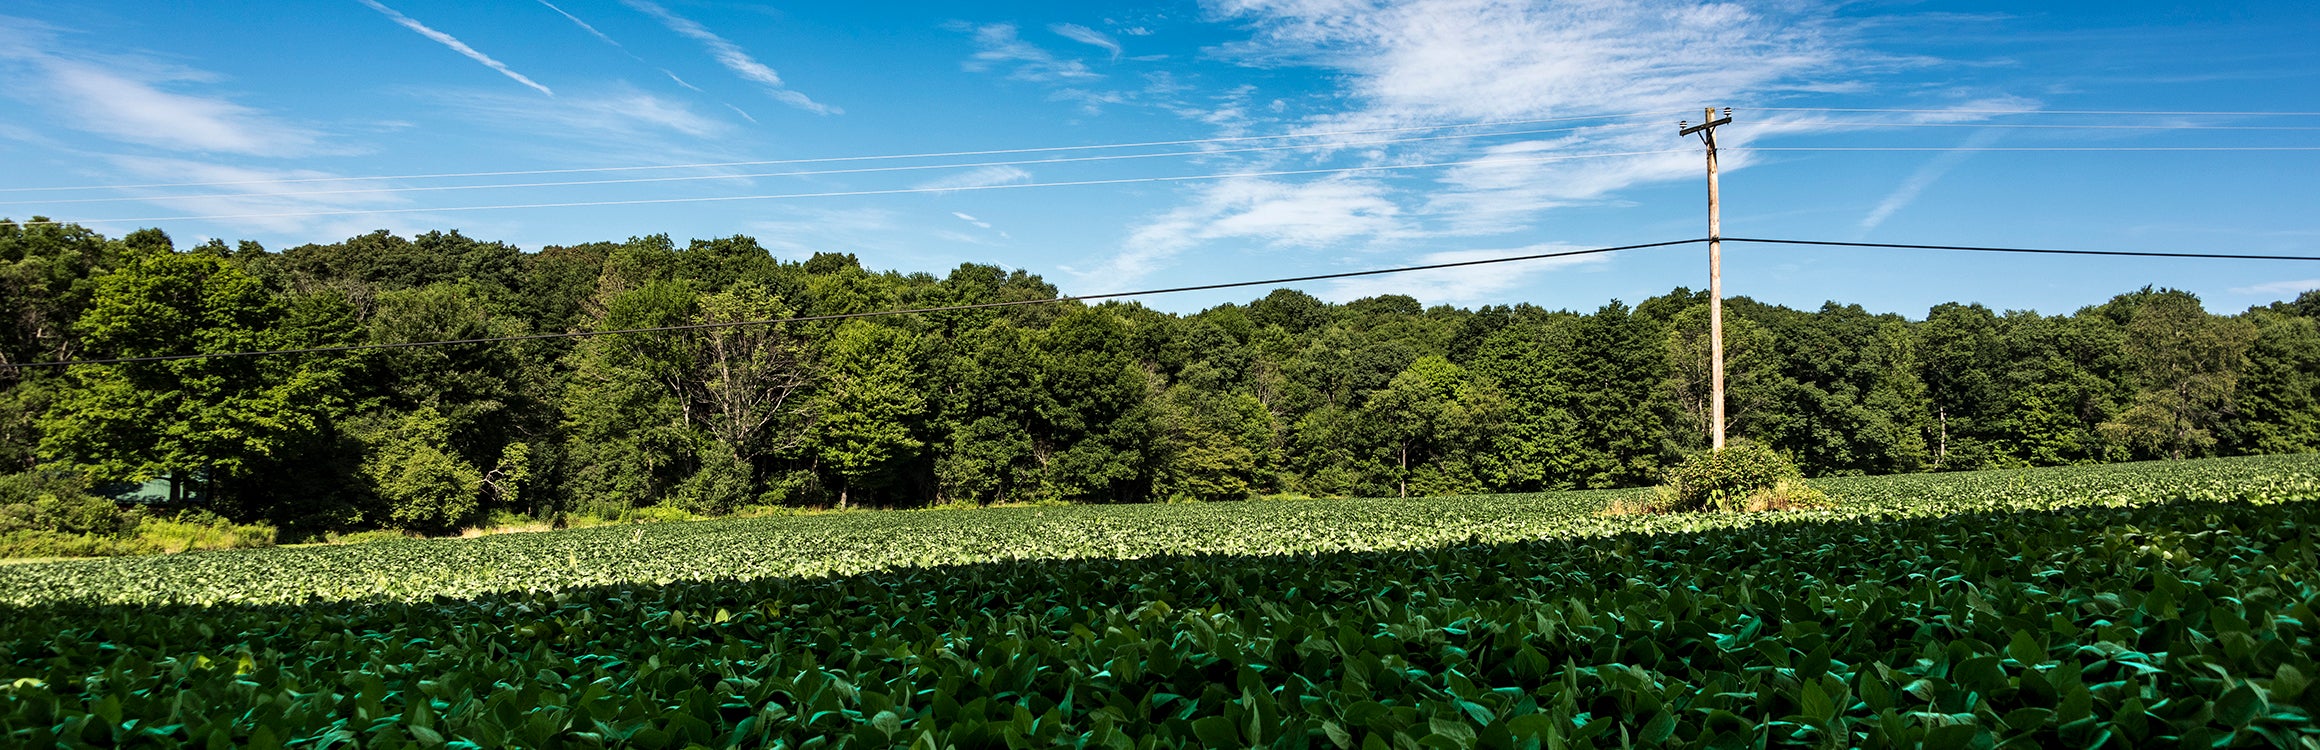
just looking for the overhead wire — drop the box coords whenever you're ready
[1747,107,2320,117]
[22,120,2314,209]
[0,110,1689,194]
[26,141,2319,227]
[0,121,1657,208]
[3,106,2305,198]
[1743,121,2320,131]
[1721,237,2320,262]
[0,238,1706,370]
[15,148,1698,226]
[1747,146,2320,152]
[12,236,2320,371]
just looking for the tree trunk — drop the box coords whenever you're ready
[1936,407,1948,469]
[1398,442,1408,499]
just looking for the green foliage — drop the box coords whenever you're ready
[130,511,276,553]
[2100,290,2256,459]
[1,456,2316,746]
[0,472,132,537]
[361,408,483,533]
[0,474,273,557]
[671,447,753,516]
[9,221,2320,536]
[1364,355,1502,497]
[1658,441,1807,512]
[810,320,928,506]
[36,248,352,495]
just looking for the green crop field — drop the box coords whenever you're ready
[5,455,2320,748]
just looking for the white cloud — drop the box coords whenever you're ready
[1324,244,1611,303]
[960,23,1100,82]
[2232,279,2320,296]
[952,211,993,229]
[620,0,837,114]
[429,85,726,140]
[1214,0,1845,124]
[1423,130,1700,234]
[1077,0,1982,284]
[0,18,322,156]
[358,0,554,96]
[1051,23,1123,60]
[1085,177,1403,283]
[97,155,428,236]
[745,207,900,257]
[536,0,622,48]
[1860,127,2004,232]
[913,166,1033,192]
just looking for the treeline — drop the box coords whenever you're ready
[4,218,2317,534]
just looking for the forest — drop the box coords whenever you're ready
[4,217,2317,536]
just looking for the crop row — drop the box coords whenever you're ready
[2,455,2318,747]
[6,455,2318,609]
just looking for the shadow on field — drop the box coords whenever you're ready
[6,497,2310,748]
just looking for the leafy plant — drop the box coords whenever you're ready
[1656,441,1815,512]
[1,455,2316,747]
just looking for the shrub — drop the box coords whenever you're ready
[327,529,416,545]
[0,488,274,558]
[673,450,753,516]
[138,512,276,553]
[1657,442,1824,513]
[0,472,139,537]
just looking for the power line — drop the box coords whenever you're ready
[0,239,1705,370]
[27,143,2314,227]
[13,235,2319,371]
[0,111,1687,194]
[1749,146,2320,153]
[15,149,1697,227]
[0,122,1653,208]
[1722,237,2320,261]
[1751,121,2320,131]
[1749,107,2320,117]
[14,126,2307,210]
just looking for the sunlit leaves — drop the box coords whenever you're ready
[3,455,2317,746]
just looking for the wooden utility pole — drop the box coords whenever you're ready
[1680,106,1733,450]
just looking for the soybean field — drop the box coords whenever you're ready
[4,455,2319,747]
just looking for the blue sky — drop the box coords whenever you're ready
[2,0,2315,317]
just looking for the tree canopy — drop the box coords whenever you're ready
[5,218,2314,534]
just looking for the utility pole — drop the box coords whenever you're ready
[1680,106,1733,450]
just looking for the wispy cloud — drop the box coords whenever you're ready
[1324,244,1611,304]
[1083,177,1403,283]
[959,23,1100,82]
[1077,0,1947,283]
[745,207,901,258]
[99,155,425,236]
[1051,23,1122,60]
[357,0,553,96]
[914,166,1033,192]
[0,17,322,155]
[426,84,727,141]
[952,211,993,229]
[619,0,836,114]
[536,0,621,48]
[2231,279,2320,296]
[1860,128,2004,232]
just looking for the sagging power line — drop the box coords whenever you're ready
[0,239,1707,370]
[8,236,2316,372]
